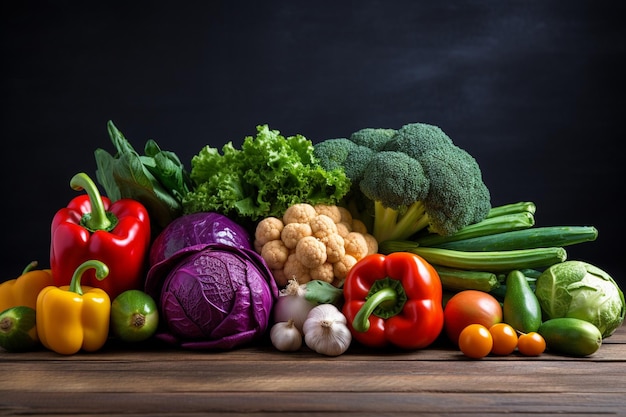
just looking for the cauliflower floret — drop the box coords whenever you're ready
[333,254,358,283]
[363,233,379,255]
[281,222,313,249]
[338,206,353,224]
[344,231,369,260]
[335,221,352,238]
[254,216,284,247]
[351,219,369,234]
[295,236,327,268]
[283,253,311,284]
[261,239,290,270]
[320,233,346,263]
[310,214,338,239]
[313,204,343,223]
[283,203,317,224]
[310,262,334,283]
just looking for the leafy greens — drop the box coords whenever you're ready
[94,120,193,231]
[182,124,351,223]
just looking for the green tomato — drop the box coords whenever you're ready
[110,290,159,343]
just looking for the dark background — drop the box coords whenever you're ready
[1,1,624,286]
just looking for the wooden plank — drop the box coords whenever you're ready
[2,355,625,393]
[0,391,623,415]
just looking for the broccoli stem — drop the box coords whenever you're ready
[373,201,398,242]
[392,201,429,240]
[373,200,429,242]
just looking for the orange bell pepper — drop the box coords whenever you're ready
[36,260,111,355]
[0,261,54,312]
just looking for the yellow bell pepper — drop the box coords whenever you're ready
[0,261,54,312]
[36,260,111,355]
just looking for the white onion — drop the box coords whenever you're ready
[272,294,315,331]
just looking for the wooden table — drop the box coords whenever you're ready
[2,324,624,416]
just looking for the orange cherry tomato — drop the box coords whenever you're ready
[517,332,546,356]
[489,323,518,356]
[458,324,493,359]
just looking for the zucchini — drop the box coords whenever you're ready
[434,226,598,252]
[433,266,500,292]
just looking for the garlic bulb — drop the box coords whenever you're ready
[302,304,352,356]
[270,320,303,352]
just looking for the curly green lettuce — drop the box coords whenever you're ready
[182,125,351,223]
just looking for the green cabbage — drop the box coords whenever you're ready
[535,261,625,337]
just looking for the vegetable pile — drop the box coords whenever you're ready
[1,120,623,360]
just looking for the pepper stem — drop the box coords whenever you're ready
[352,277,407,333]
[70,172,116,232]
[22,260,39,275]
[69,260,109,296]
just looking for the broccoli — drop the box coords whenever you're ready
[349,128,397,151]
[313,122,491,243]
[311,138,374,184]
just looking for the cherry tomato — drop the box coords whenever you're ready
[517,332,546,356]
[458,324,493,359]
[443,290,503,344]
[489,323,518,355]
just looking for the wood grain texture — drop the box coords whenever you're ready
[1,325,624,416]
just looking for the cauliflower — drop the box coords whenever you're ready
[254,202,378,288]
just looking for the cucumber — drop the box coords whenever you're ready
[503,270,542,333]
[0,306,39,352]
[434,226,598,252]
[538,317,602,357]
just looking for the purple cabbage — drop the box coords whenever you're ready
[149,212,252,266]
[145,243,278,350]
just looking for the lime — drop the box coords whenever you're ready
[0,306,39,352]
[110,290,159,343]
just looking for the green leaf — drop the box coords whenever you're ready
[94,120,190,230]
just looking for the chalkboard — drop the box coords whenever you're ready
[1,1,624,286]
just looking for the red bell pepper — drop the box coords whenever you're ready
[342,252,444,349]
[50,172,151,300]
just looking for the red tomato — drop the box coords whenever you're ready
[443,290,503,345]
